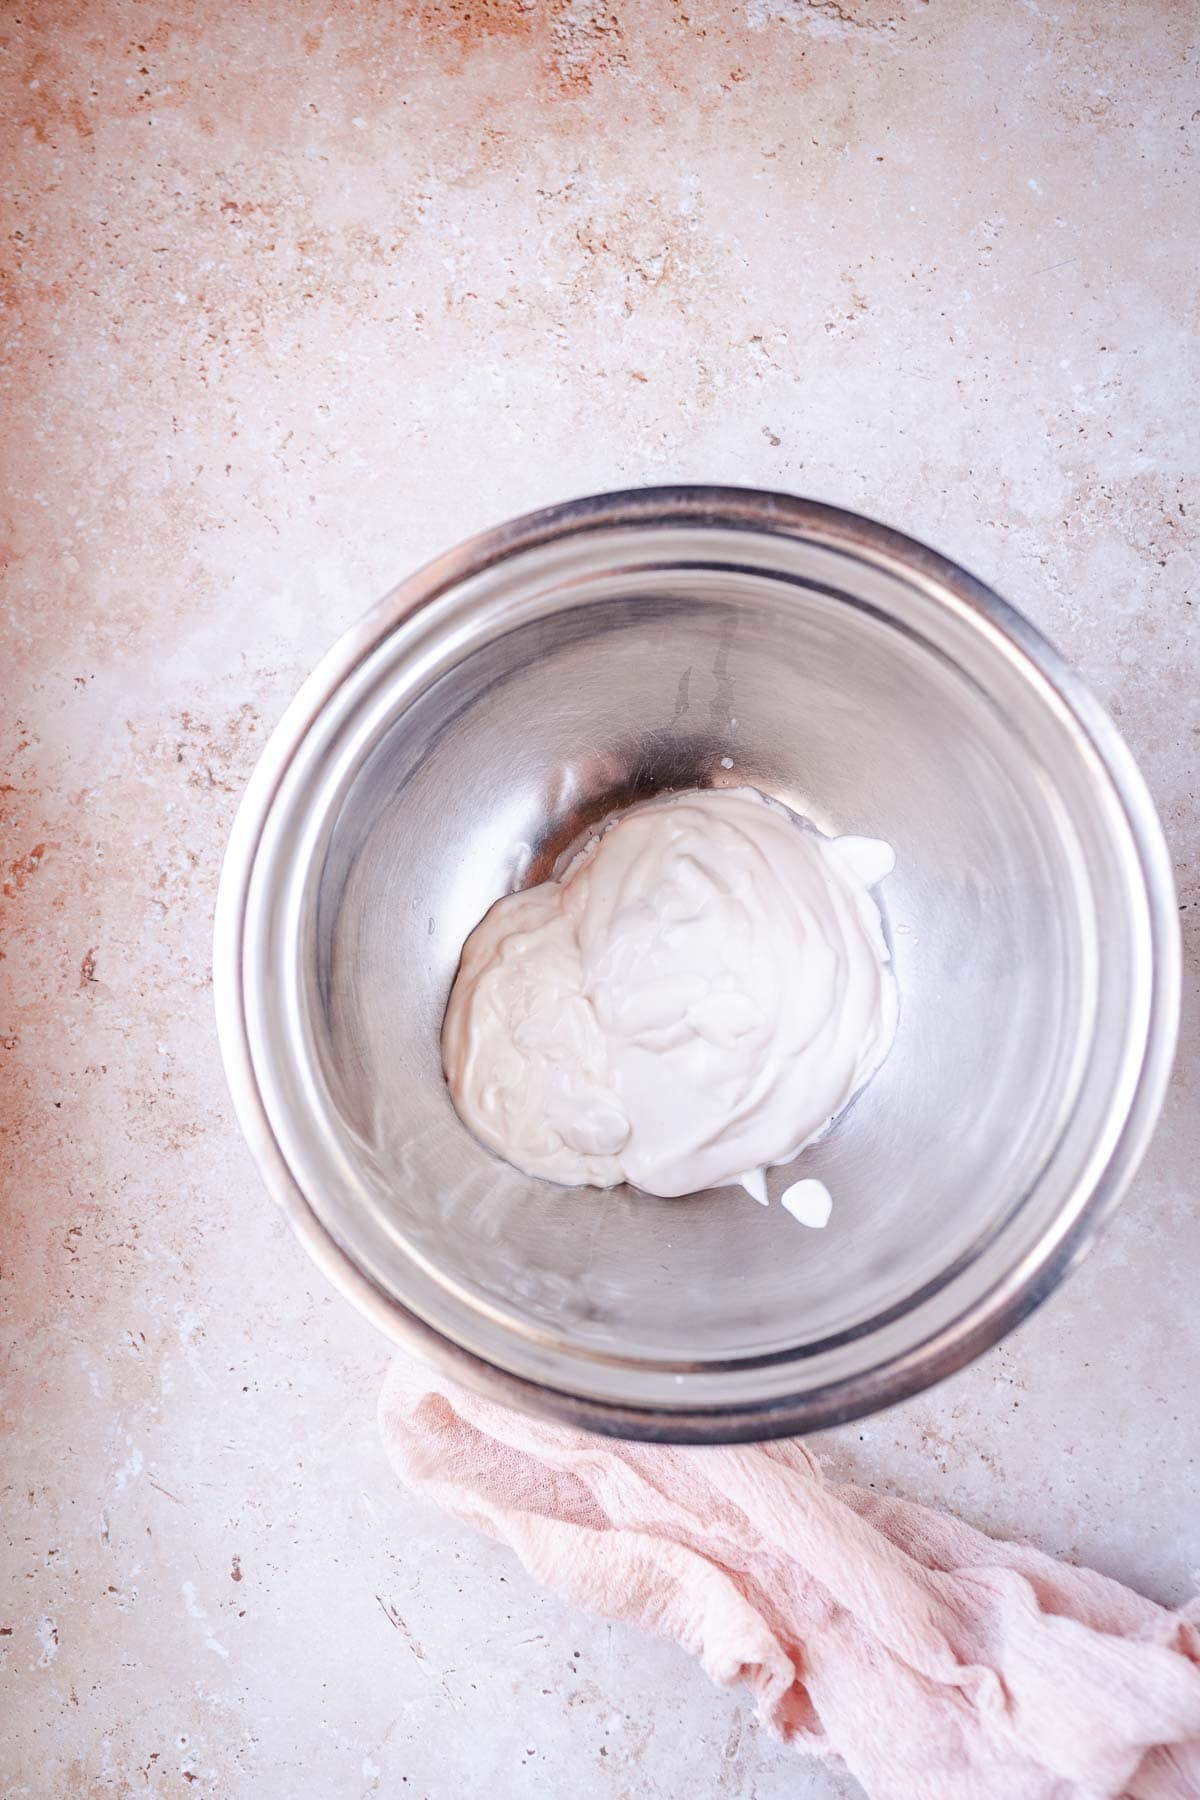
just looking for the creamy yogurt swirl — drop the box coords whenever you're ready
[442,786,897,1199]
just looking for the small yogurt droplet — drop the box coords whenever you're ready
[720,756,734,770]
[829,836,895,889]
[739,1168,769,1205]
[780,1177,833,1228]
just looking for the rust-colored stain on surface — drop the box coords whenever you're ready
[4,841,51,899]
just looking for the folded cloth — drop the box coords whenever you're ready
[380,1361,1200,1800]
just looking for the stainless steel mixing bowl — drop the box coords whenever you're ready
[213,487,1179,1442]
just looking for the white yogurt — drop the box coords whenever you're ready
[780,1177,834,1229]
[442,786,897,1200]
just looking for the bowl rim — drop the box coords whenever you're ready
[212,484,1181,1443]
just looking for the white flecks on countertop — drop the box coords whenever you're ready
[1,2,1197,1796]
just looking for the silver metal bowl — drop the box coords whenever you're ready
[213,487,1179,1442]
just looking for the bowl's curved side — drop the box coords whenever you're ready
[212,487,1180,1442]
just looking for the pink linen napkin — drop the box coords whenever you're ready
[380,1360,1200,1800]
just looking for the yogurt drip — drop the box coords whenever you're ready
[442,786,897,1200]
[780,1177,834,1229]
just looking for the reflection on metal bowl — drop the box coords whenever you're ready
[214,487,1179,1442]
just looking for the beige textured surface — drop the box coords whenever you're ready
[1,2,1197,1795]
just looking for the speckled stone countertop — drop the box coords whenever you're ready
[1,2,1196,1795]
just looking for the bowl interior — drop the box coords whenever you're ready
[292,554,1111,1394]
